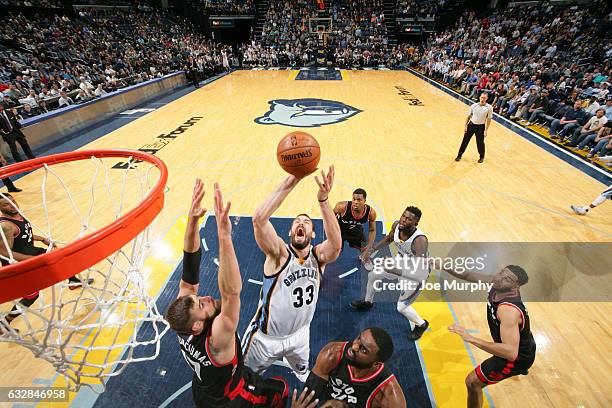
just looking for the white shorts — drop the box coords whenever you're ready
[241,323,310,376]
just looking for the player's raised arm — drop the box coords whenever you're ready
[314,166,342,265]
[252,175,301,261]
[440,264,492,284]
[177,178,207,298]
[210,183,242,348]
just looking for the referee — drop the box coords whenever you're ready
[455,93,493,163]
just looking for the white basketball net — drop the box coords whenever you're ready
[0,155,169,392]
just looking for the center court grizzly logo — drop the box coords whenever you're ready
[255,98,362,127]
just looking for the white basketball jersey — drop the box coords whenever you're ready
[393,224,427,257]
[252,245,322,337]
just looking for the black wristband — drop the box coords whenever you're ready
[318,197,328,202]
[305,371,329,401]
[181,247,202,285]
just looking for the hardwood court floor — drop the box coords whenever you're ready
[0,70,610,407]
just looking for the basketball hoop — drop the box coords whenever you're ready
[0,149,169,392]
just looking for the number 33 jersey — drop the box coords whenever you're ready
[253,245,322,337]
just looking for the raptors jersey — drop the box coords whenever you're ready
[177,323,242,406]
[487,290,536,360]
[0,215,37,266]
[393,225,427,257]
[252,245,322,337]
[337,201,371,237]
[328,342,395,408]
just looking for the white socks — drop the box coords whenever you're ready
[397,302,426,326]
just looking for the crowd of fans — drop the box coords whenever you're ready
[202,0,255,15]
[397,0,444,18]
[416,1,612,161]
[252,0,390,68]
[0,0,62,7]
[0,6,232,119]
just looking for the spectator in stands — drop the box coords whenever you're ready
[587,123,612,158]
[75,89,93,104]
[603,96,612,118]
[58,91,74,108]
[513,86,539,120]
[94,84,107,97]
[566,109,608,147]
[20,104,36,119]
[36,100,49,115]
[525,89,550,125]
[549,101,585,138]
[2,95,17,110]
[21,90,39,109]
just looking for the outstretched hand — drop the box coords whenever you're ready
[189,178,207,219]
[448,323,473,343]
[314,165,335,202]
[214,182,232,235]
[291,388,319,408]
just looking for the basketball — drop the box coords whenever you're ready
[276,131,321,178]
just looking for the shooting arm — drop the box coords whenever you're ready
[252,176,298,258]
[316,198,342,264]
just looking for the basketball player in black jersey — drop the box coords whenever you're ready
[303,327,406,408]
[0,193,92,334]
[442,264,536,408]
[333,188,377,256]
[164,180,288,408]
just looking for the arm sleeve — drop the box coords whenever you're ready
[181,247,202,285]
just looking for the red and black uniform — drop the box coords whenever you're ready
[336,202,372,250]
[177,323,288,407]
[0,215,44,300]
[476,290,536,384]
[327,342,396,408]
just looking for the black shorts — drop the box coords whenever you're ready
[341,232,366,250]
[192,367,288,408]
[475,354,535,385]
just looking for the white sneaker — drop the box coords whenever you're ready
[570,205,587,215]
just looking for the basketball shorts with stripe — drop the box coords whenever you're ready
[476,354,535,385]
[191,367,288,408]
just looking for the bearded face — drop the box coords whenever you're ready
[289,215,314,250]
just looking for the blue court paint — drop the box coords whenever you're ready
[94,216,432,407]
[31,378,53,386]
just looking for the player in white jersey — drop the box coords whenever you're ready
[242,166,342,382]
[351,206,430,340]
[570,184,612,215]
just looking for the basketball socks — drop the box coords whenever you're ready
[397,303,426,326]
[591,194,606,207]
